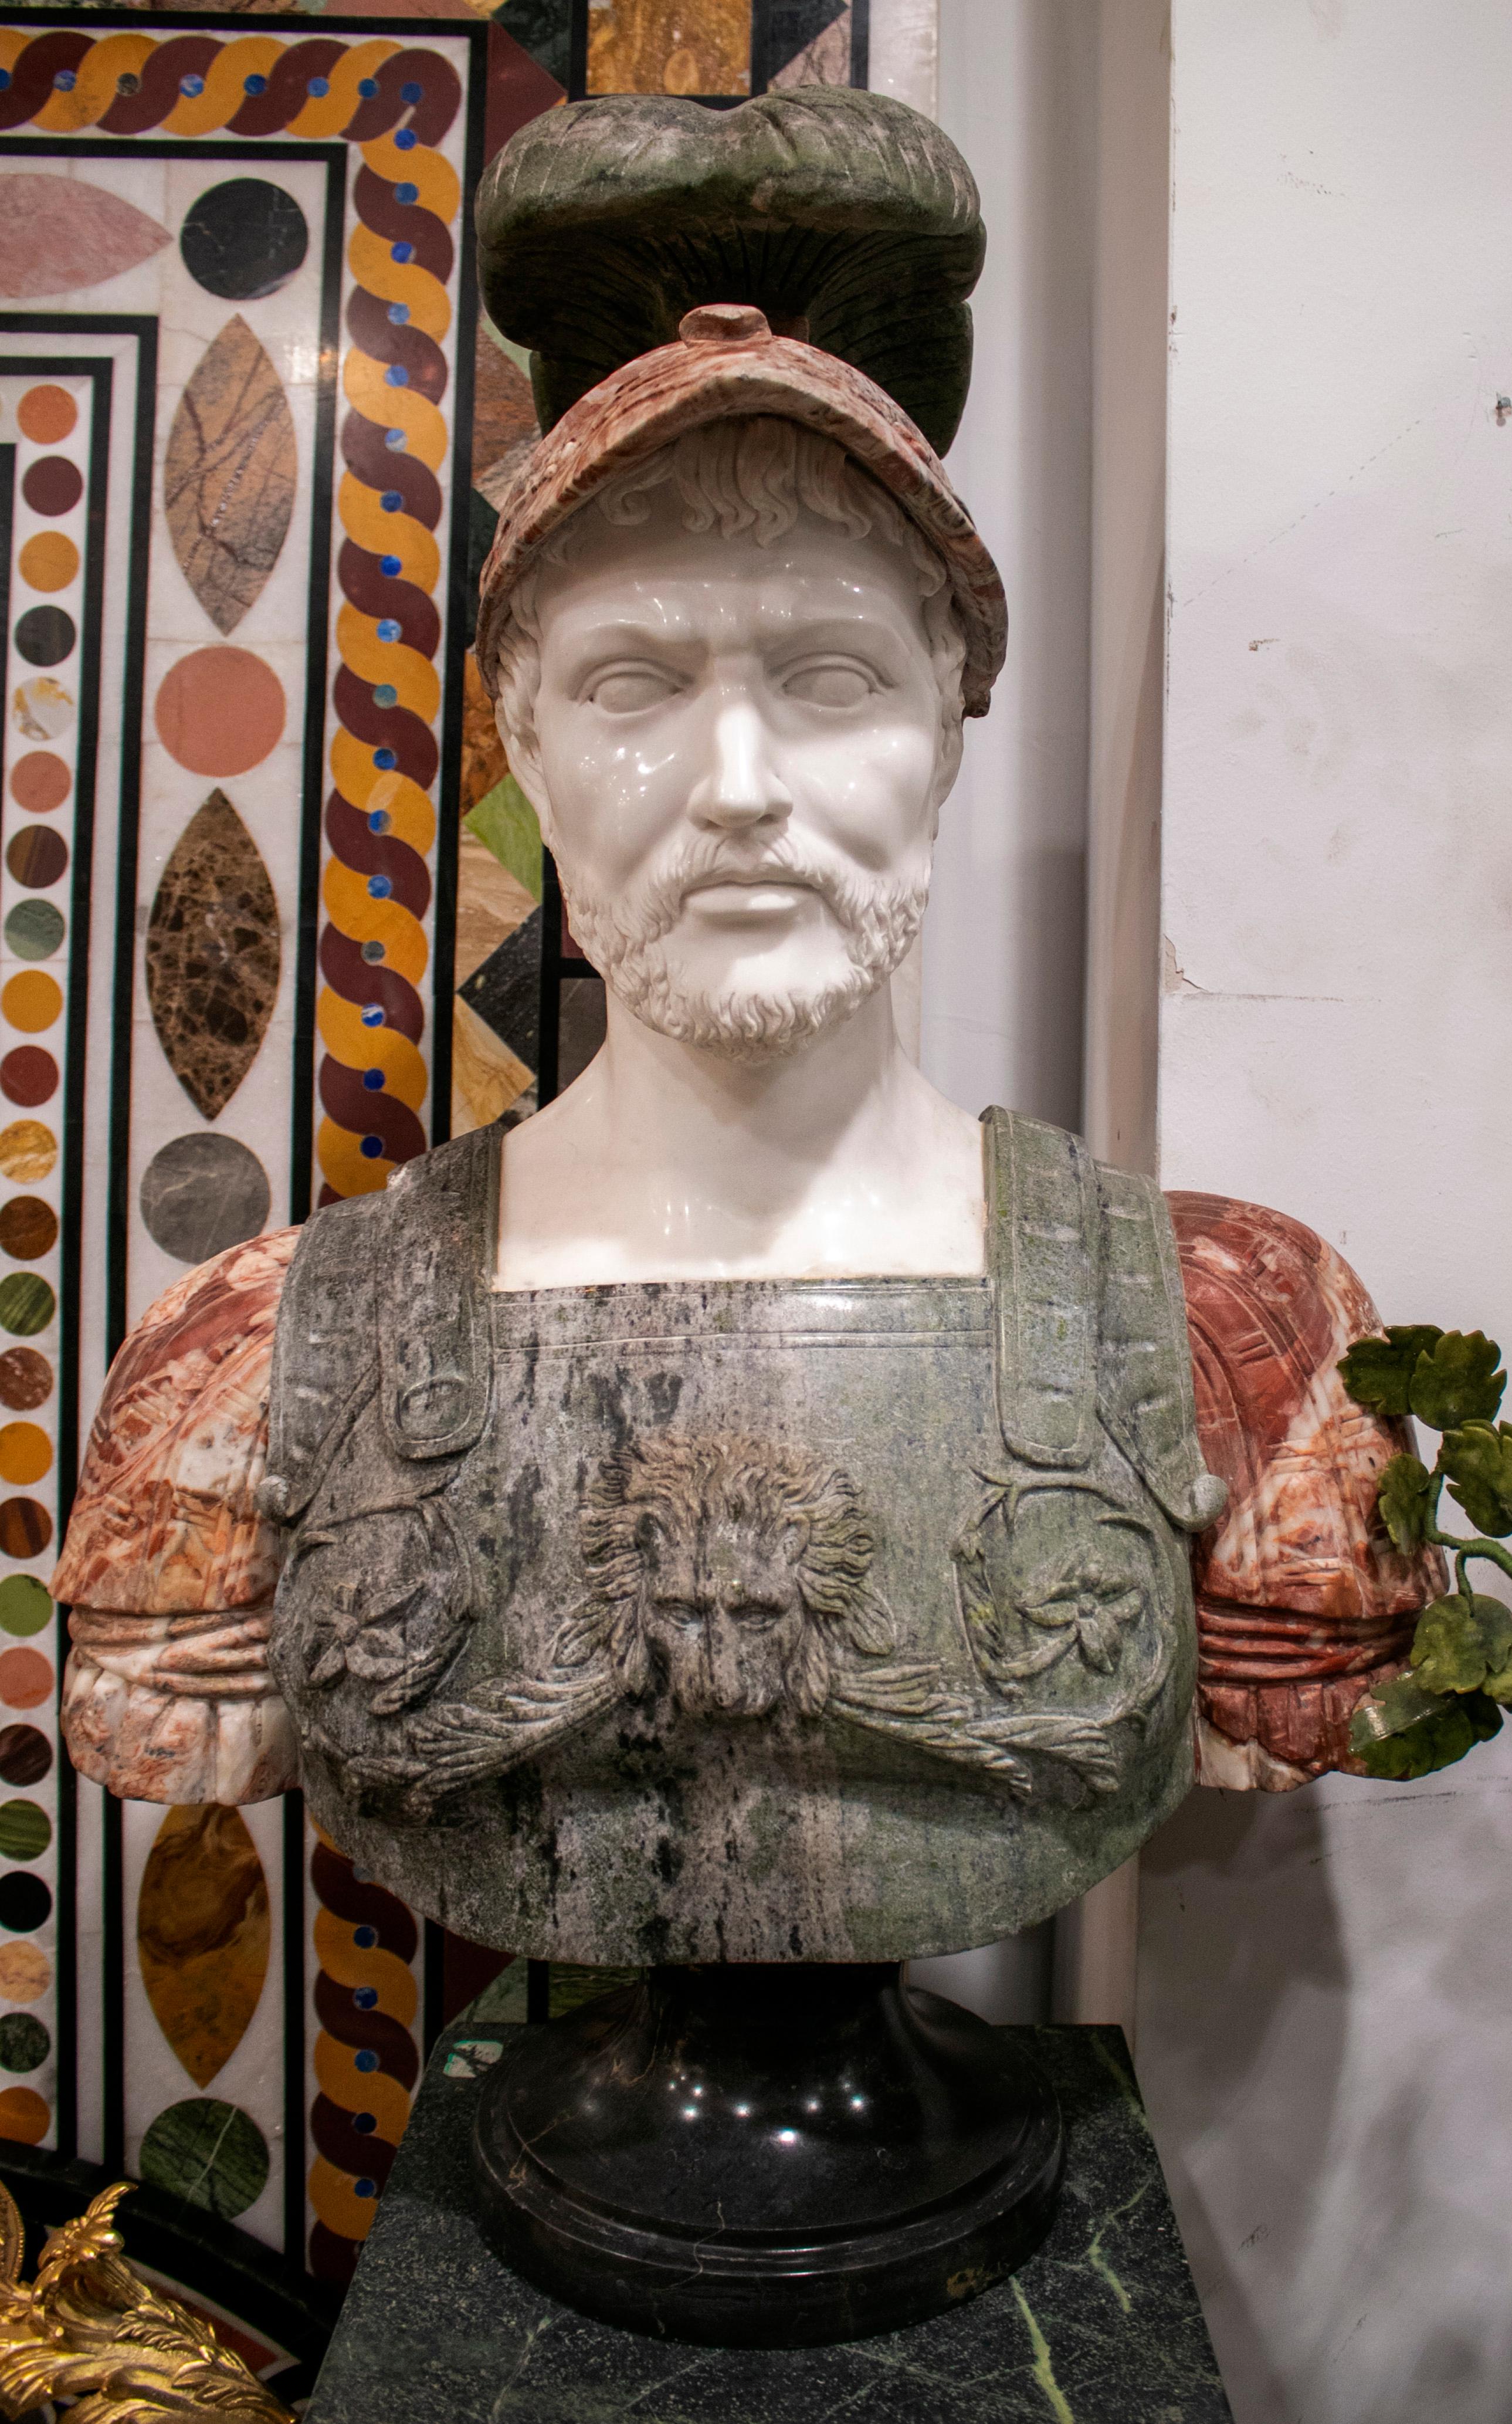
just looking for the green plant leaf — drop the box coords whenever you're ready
[1350,1687,1501,1781]
[1438,1423,1512,1538]
[1375,1453,1435,1551]
[463,774,543,905]
[1338,1326,1443,1417]
[1409,1594,1489,1693]
[1408,1331,1506,1431]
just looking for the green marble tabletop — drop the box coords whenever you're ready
[306,2016,1232,2424]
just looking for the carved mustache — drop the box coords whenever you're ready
[565,835,873,952]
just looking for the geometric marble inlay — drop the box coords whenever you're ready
[165,317,297,637]
[138,1805,271,2090]
[0,172,171,300]
[146,790,281,1120]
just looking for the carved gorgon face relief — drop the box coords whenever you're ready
[494,421,966,1059]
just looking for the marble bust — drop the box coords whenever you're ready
[53,94,1442,1967]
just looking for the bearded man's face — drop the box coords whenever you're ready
[509,488,957,1061]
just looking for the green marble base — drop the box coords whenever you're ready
[306,2016,1232,2424]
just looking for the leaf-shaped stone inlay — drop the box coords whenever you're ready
[0,174,171,301]
[164,315,296,636]
[146,789,281,1121]
[137,1806,270,2090]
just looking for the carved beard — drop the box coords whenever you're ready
[560,837,931,1063]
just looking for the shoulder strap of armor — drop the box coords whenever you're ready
[378,1122,500,1462]
[1094,1160,1227,1533]
[982,1107,1225,1533]
[982,1105,1100,1468]
[264,1190,387,1520]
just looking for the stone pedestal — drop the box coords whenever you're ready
[306,2013,1232,2423]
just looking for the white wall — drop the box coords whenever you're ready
[925,0,1096,1133]
[1141,7,1512,2420]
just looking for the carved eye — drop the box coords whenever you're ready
[588,666,682,713]
[724,1592,786,1624]
[782,661,874,709]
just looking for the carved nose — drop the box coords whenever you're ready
[687,701,792,832]
[703,1611,750,1712]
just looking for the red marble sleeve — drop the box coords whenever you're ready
[1169,1193,1447,1791]
[52,1227,300,1806]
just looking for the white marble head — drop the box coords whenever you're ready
[491,417,966,1062]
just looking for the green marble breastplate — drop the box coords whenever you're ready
[264,1111,1223,1962]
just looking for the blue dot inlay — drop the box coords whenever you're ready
[395,182,419,206]
[354,1924,378,1947]
[373,683,398,710]
[387,302,410,326]
[0,73,12,93]
[380,491,402,513]
[243,72,267,95]
[360,1004,386,1028]
[401,79,423,103]
[353,2112,377,2134]
[395,127,418,152]
[355,2048,379,2072]
[354,2177,378,2198]
[372,750,398,774]
[179,73,205,97]
[384,365,409,389]
[391,241,415,265]
[380,554,402,577]
[368,807,392,832]
[377,618,402,644]
[384,427,406,451]
[307,75,330,97]
[361,939,387,964]
[359,1137,384,1162]
[367,872,394,898]
[53,69,76,92]
[353,1985,379,2010]
[357,75,379,97]
[362,1069,385,1092]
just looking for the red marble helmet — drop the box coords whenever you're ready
[474,302,1008,720]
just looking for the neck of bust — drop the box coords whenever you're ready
[493,973,987,1289]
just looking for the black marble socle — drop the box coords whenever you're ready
[306,2016,1233,2424]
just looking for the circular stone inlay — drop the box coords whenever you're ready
[6,827,67,889]
[0,1872,50,1932]
[1,980,60,1037]
[0,1727,52,1788]
[0,1276,54,1337]
[0,2087,49,2144]
[0,1650,51,1711]
[138,2097,270,2219]
[0,1051,56,1108]
[0,2012,49,2074]
[3,903,64,963]
[13,607,75,669]
[21,457,83,517]
[16,387,76,445]
[0,1351,52,1412]
[18,534,78,595]
[0,1942,48,2001]
[9,756,69,815]
[140,1132,270,1266]
[0,1577,50,1636]
[0,1801,50,1863]
[0,1125,56,1185]
[0,1431,50,1492]
[153,647,285,777]
[179,179,309,302]
[0,1200,57,1263]
[0,1501,50,1560]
